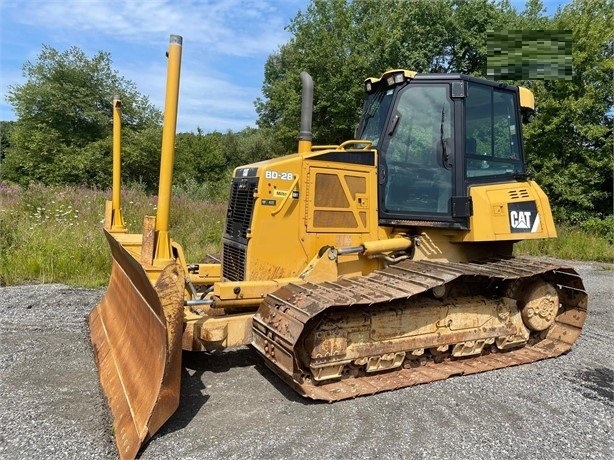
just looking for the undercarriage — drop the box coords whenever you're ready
[252,257,587,400]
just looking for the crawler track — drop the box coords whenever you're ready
[252,257,587,401]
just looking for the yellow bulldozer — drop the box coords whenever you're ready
[89,36,587,459]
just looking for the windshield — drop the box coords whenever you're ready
[357,89,394,147]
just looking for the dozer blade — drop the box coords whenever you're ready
[88,230,185,459]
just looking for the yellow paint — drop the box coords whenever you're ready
[189,263,222,285]
[298,249,340,284]
[362,237,412,255]
[519,86,535,111]
[298,139,312,153]
[234,143,384,282]
[183,312,254,351]
[452,181,557,242]
[105,98,126,233]
[154,35,183,266]
[213,278,298,301]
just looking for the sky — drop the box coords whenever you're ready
[0,0,570,134]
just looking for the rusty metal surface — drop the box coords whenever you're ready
[88,230,184,459]
[252,257,588,401]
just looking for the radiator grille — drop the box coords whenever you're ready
[222,241,246,281]
[224,178,258,243]
[222,177,257,281]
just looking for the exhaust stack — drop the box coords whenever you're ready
[298,71,313,153]
[154,34,183,266]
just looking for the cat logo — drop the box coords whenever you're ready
[510,211,532,229]
[508,201,540,233]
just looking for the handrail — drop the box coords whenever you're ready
[337,139,373,150]
[311,145,340,150]
[310,140,374,151]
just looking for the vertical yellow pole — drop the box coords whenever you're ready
[109,96,126,232]
[154,34,182,266]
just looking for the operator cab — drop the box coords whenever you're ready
[356,70,528,229]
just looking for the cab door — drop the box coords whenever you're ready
[379,83,455,221]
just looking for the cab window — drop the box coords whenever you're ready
[465,83,523,178]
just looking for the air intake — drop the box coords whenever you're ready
[508,189,530,200]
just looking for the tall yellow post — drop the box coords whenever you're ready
[104,96,127,233]
[154,34,183,266]
[110,97,126,232]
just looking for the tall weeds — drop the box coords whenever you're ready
[514,226,614,263]
[0,182,225,286]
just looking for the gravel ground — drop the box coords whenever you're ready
[0,261,612,460]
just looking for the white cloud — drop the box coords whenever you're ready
[0,0,301,131]
[121,59,259,132]
[3,0,291,57]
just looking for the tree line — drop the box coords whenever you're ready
[1,0,611,226]
[0,45,281,195]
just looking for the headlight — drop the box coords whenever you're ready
[235,167,258,177]
[386,71,405,86]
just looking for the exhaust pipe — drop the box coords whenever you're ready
[298,71,313,153]
[154,34,183,266]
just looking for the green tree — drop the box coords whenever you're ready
[0,121,14,165]
[175,129,227,185]
[224,127,283,166]
[256,0,361,151]
[256,0,507,152]
[522,0,613,223]
[121,126,163,190]
[1,45,161,186]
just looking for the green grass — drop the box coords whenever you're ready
[0,182,225,287]
[1,182,612,287]
[514,225,614,263]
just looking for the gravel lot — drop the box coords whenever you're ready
[0,260,612,459]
